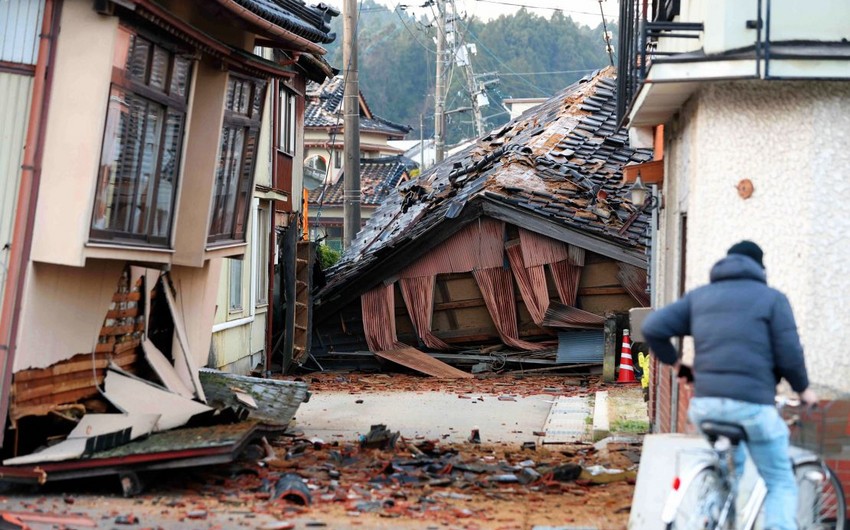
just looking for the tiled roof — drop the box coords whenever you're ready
[230,0,338,44]
[315,68,654,310]
[309,156,412,206]
[305,76,412,135]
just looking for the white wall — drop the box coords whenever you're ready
[660,80,850,392]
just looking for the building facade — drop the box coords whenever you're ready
[618,0,850,481]
[0,0,335,447]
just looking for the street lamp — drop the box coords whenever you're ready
[629,173,659,211]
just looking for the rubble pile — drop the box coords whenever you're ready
[155,430,640,528]
[282,373,606,398]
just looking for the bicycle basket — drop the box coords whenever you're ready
[783,398,850,458]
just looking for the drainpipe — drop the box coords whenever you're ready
[0,0,60,446]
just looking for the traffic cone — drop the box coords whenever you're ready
[617,329,637,383]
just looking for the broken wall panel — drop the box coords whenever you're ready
[14,260,125,371]
[168,262,221,378]
[10,348,139,421]
[103,370,212,431]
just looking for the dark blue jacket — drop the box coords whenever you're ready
[641,254,809,405]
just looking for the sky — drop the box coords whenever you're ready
[323,0,619,28]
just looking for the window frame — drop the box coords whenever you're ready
[255,202,270,306]
[229,257,244,312]
[278,87,297,155]
[89,25,192,247]
[207,74,267,245]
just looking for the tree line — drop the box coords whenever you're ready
[324,0,616,145]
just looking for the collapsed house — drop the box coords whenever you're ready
[0,0,335,485]
[310,69,655,376]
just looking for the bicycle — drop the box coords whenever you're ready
[661,399,846,530]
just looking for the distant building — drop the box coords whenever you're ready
[303,76,411,190]
[503,97,547,120]
[304,75,412,248]
[308,156,414,251]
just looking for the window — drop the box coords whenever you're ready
[255,203,270,305]
[279,87,296,155]
[229,258,243,311]
[305,155,326,172]
[333,149,342,169]
[91,26,192,245]
[208,75,267,243]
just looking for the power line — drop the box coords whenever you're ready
[498,68,598,76]
[598,0,615,66]
[394,5,437,53]
[457,18,550,97]
[472,0,612,17]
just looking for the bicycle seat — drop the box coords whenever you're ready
[699,421,748,445]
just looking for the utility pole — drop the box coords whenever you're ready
[447,3,485,137]
[419,113,425,171]
[342,0,360,248]
[434,0,447,163]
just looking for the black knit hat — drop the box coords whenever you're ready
[727,240,764,268]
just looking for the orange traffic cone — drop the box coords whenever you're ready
[617,328,637,383]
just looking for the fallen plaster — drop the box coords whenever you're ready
[103,369,212,431]
[142,338,195,398]
[68,413,160,441]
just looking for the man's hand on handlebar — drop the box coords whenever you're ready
[799,388,818,408]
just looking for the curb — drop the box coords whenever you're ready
[592,390,610,441]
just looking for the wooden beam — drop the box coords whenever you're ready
[578,286,628,296]
[622,159,664,185]
[481,201,648,268]
[436,280,459,328]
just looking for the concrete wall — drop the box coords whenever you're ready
[657,80,850,395]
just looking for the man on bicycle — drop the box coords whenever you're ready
[642,240,817,530]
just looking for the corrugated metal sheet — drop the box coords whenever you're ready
[398,218,504,278]
[0,0,44,65]
[543,301,606,329]
[557,330,605,363]
[617,262,650,307]
[518,228,570,267]
[373,347,473,379]
[0,73,33,308]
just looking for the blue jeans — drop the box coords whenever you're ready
[689,397,797,530]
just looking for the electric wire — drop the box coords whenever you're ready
[456,17,550,97]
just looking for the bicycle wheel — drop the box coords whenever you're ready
[796,462,846,530]
[667,466,730,530]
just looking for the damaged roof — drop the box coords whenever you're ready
[309,156,413,206]
[226,0,339,44]
[315,68,653,312]
[305,76,413,136]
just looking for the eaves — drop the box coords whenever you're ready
[479,199,647,268]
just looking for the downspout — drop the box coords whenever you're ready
[0,0,60,445]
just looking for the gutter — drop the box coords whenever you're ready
[210,0,327,56]
[0,0,60,447]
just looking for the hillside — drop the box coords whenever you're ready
[323,1,616,145]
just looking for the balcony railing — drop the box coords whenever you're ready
[616,0,850,125]
[616,2,703,124]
